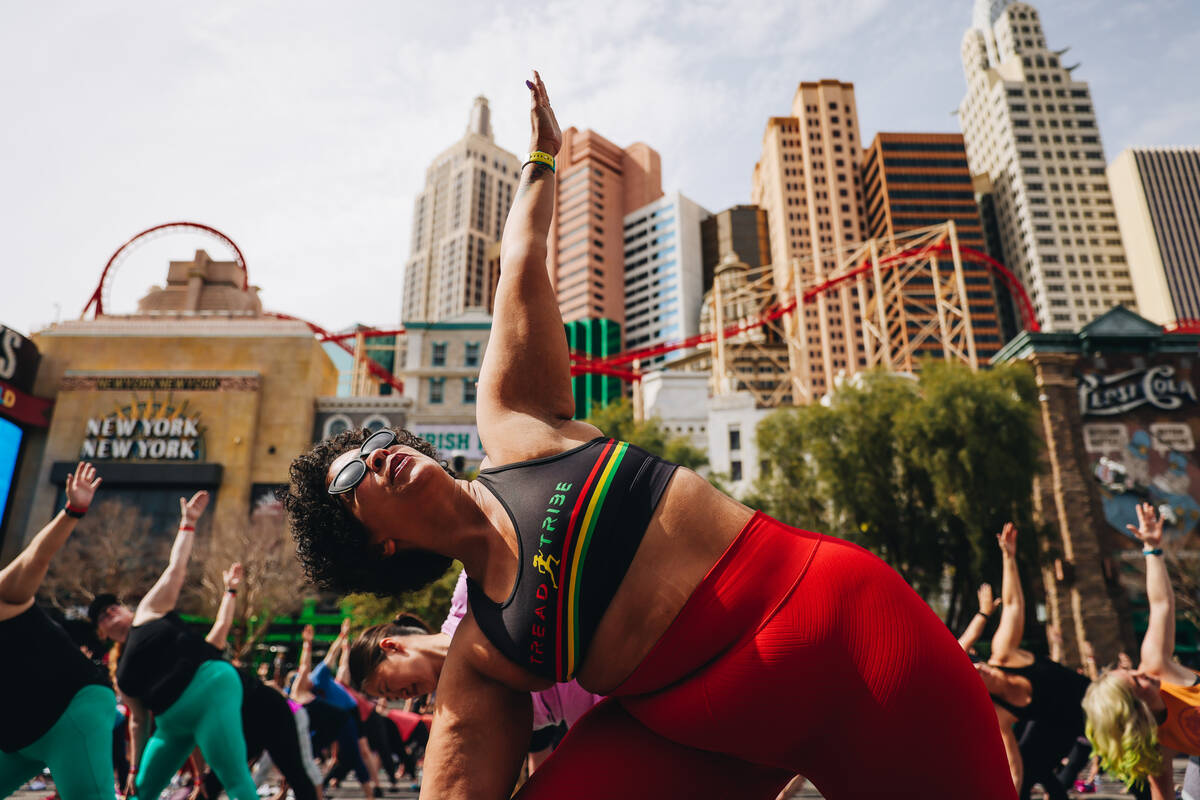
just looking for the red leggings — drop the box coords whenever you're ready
[517,512,1016,800]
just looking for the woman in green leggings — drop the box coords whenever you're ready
[0,462,114,800]
[90,490,258,800]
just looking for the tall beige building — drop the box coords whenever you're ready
[548,128,662,327]
[751,79,868,400]
[402,97,520,322]
[1108,148,1200,327]
[958,0,1135,332]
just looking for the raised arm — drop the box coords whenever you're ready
[989,523,1025,663]
[205,562,242,649]
[135,491,209,623]
[0,463,101,610]
[325,616,350,671]
[476,72,578,454]
[958,582,1001,653]
[291,624,316,697]
[337,617,353,685]
[1130,503,1193,684]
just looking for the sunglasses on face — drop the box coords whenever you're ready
[328,429,400,495]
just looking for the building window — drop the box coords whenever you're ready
[463,379,477,404]
[464,342,481,367]
[431,342,447,366]
[323,414,353,439]
[731,460,743,482]
[729,426,741,452]
[362,414,391,432]
[429,378,445,404]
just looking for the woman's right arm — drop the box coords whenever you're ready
[989,523,1025,664]
[0,463,101,611]
[135,491,209,623]
[958,582,1000,653]
[1131,503,1194,684]
[475,72,599,461]
[126,695,150,796]
[419,640,533,800]
[292,624,315,696]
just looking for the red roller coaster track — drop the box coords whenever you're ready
[83,222,249,319]
[570,244,1039,378]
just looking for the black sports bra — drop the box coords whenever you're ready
[469,438,678,682]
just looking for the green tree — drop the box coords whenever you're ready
[344,562,461,632]
[583,397,708,472]
[748,361,1041,631]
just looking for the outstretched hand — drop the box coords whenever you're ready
[997,522,1018,557]
[1127,501,1165,547]
[526,70,562,157]
[179,490,210,526]
[302,624,315,644]
[977,582,1001,615]
[222,562,243,592]
[65,462,102,511]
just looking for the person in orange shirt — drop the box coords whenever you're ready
[1083,502,1200,798]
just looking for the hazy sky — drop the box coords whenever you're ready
[2,0,1196,339]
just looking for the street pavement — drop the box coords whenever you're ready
[7,758,1193,799]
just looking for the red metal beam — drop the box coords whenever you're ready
[266,312,405,394]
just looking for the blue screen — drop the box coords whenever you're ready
[0,417,23,532]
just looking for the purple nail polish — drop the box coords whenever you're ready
[526,80,534,90]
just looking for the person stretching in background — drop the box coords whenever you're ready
[961,523,1091,800]
[199,562,323,800]
[90,491,258,800]
[0,463,114,800]
[1084,503,1200,799]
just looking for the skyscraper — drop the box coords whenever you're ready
[700,205,771,289]
[751,79,868,400]
[402,97,520,323]
[861,132,1007,358]
[622,191,711,365]
[549,128,662,328]
[958,0,1134,332]
[1108,148,1200,327]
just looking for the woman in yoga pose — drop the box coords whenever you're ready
[0,463,113,800]
[282,71,1015,800]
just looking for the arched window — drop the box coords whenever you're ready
[362,415,391,433]
[323,414,354,439]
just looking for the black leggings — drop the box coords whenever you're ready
[321,712,371,787]
[1017,720,1077,800]
[204,681,318,800]
[362,712,399,783]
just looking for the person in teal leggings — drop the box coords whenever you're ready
[91,490,257,800]
[0,462,115,800]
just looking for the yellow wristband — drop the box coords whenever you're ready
[524,151,555,171]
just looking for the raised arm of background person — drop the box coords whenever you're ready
[990,522,1026,663]
[0,462,101,611]
[418,640,532,800]
[337,617,354,685]
[475,72,585,462]
[292,624,316,697]
[205,562,242,649]
[135,491,209,624]
[1130,502,1194,684]
[326,616,350,672]
[125,694,151,797]
[958,582,1001,653]
[995,704,1023,794]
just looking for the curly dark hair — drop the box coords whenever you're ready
[280,427,453,597]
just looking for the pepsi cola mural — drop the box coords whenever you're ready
[1083,366,1200,543]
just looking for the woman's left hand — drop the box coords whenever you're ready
[65,461,102,511]
[179,490,210,527]
[1127,501,1165,547]
[222,562,243,592]
[526,70,562,157]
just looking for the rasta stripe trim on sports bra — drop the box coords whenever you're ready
[469,437,678,682]
[559,439,627,679]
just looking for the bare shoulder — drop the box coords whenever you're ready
[451,612,554,694]
[478,414,603,468]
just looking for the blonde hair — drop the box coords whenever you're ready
[1082,670,1163,790]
